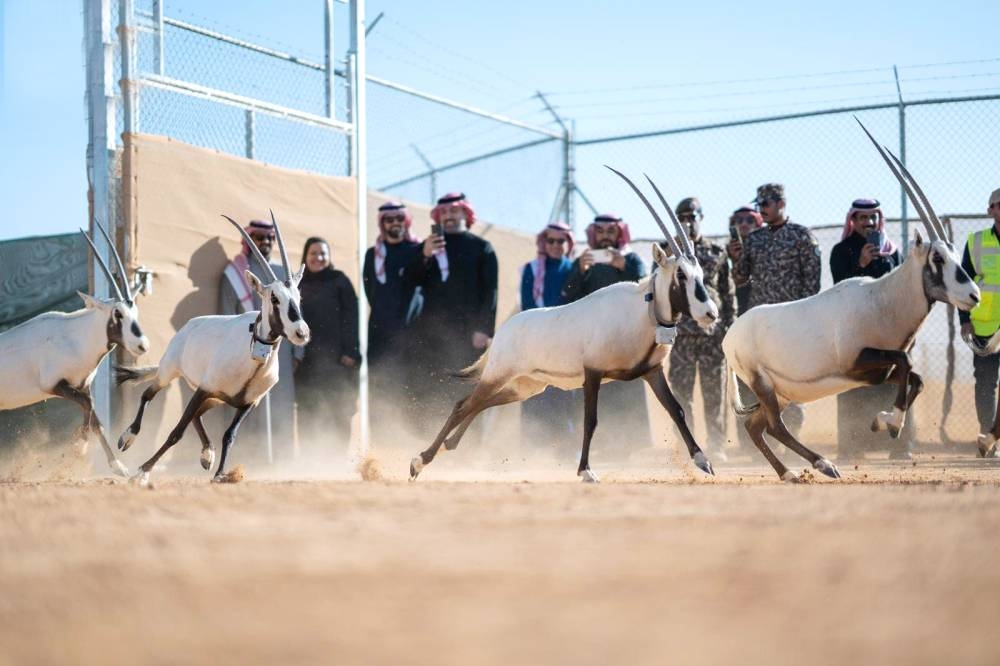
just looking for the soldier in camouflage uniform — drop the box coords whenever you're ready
[727,183,822,437]
[728,183,822,308]
[667,198,734,458]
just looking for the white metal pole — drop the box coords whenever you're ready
[85,0,116,447]
[350,0,370,460]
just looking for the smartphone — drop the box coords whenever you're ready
[430,223,443,237]
[590,248,615,263]
[867,230,883,249]
[729,226,741,244]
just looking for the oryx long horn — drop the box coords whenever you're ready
[605,165,685,259]
[79,228,126,302]
[855,117,939,241]
[269,209,291,286]
[884,150,948,241]
[221,214,278,282]
[92,219,133,304]
[644,174,696,259]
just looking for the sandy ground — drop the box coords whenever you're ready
[2,452,1000,666]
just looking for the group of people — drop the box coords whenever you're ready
[216,182,1000,465]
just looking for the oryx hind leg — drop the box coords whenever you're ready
[443,382,532,451]
[410,381,504,480]
[744,407,797,482]
[51,380,128,477]
[750,372,839,481]
[134,389,210,485]
[118,381,169,452]
[193,412,215,471]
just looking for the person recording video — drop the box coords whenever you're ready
[829,198,900,282]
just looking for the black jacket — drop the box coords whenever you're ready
[829,232,899,285]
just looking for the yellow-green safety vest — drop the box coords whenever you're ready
[968,228,1000,336]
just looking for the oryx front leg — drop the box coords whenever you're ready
[642,367,713,476]
[853,348,919,440]
[51,380,128,477]
[577,369,603,482]
[213,404,253,482]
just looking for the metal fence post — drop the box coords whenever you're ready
[894,65,908,256]
[349,0,370,460]
[345,55,355,177]
[411,144,437,202]
[118,0,138,134]
[153,0,164,75]
[244,109,255,159]
[324,0,335,120]
[84,0,116,450]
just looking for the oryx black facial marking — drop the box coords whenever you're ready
[955,265,971,284]
[106,309,124,349]
[693,279,709,303]
[267,295,285,341]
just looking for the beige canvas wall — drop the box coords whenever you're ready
[116,134,536,457]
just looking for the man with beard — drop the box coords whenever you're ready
[218,217,295,464]
[562,213,650,460]
[404,192,498,439]
[667,198,734,461]
[363,201,421,441]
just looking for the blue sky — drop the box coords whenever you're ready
[1,0,998,241]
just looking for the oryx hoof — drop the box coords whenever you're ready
[200,448,215,471]
[409,456,424,482]
[977,433,998,459]
[692,451,714,476]
[888,426,901,440]
[578,468,600,483]
[813,458,841,479]
[118,430,136,452]
[780,470,801,483]
[110,459,129,478]
[130,470,150,487]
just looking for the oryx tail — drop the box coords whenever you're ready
[115,365,159,386]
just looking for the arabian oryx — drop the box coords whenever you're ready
[115,212,310,484]
[0,221,149,476]
[723,119,981,482]
[410,168,720,483]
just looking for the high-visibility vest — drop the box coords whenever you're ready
[968,228,1000,336]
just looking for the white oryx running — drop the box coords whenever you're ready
[723,120,981,482]
[410,167,720,483]
[115,212,309,484]
[0,221,149,476]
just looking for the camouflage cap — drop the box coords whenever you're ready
[675,197,702,216]
[754,182,785,204]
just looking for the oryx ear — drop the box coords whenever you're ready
[245,270,265,295]
[651,241,670,267]
[914,230,923,247]
[77,291,104,310]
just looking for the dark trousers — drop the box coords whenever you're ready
[973,349,1000,433]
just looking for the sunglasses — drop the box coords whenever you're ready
[733,216,756,225]
[382,215,406,223]
[677,212,700,222]
[755,198,779,210]
[545,237,567,245]
[854,213,879,222]
[251,233,276,242]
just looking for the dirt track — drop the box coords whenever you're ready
[2,456,1000,665]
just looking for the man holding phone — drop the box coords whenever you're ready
[829,198,900,283]
[829,198,909,461]
[404,192,498,438]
